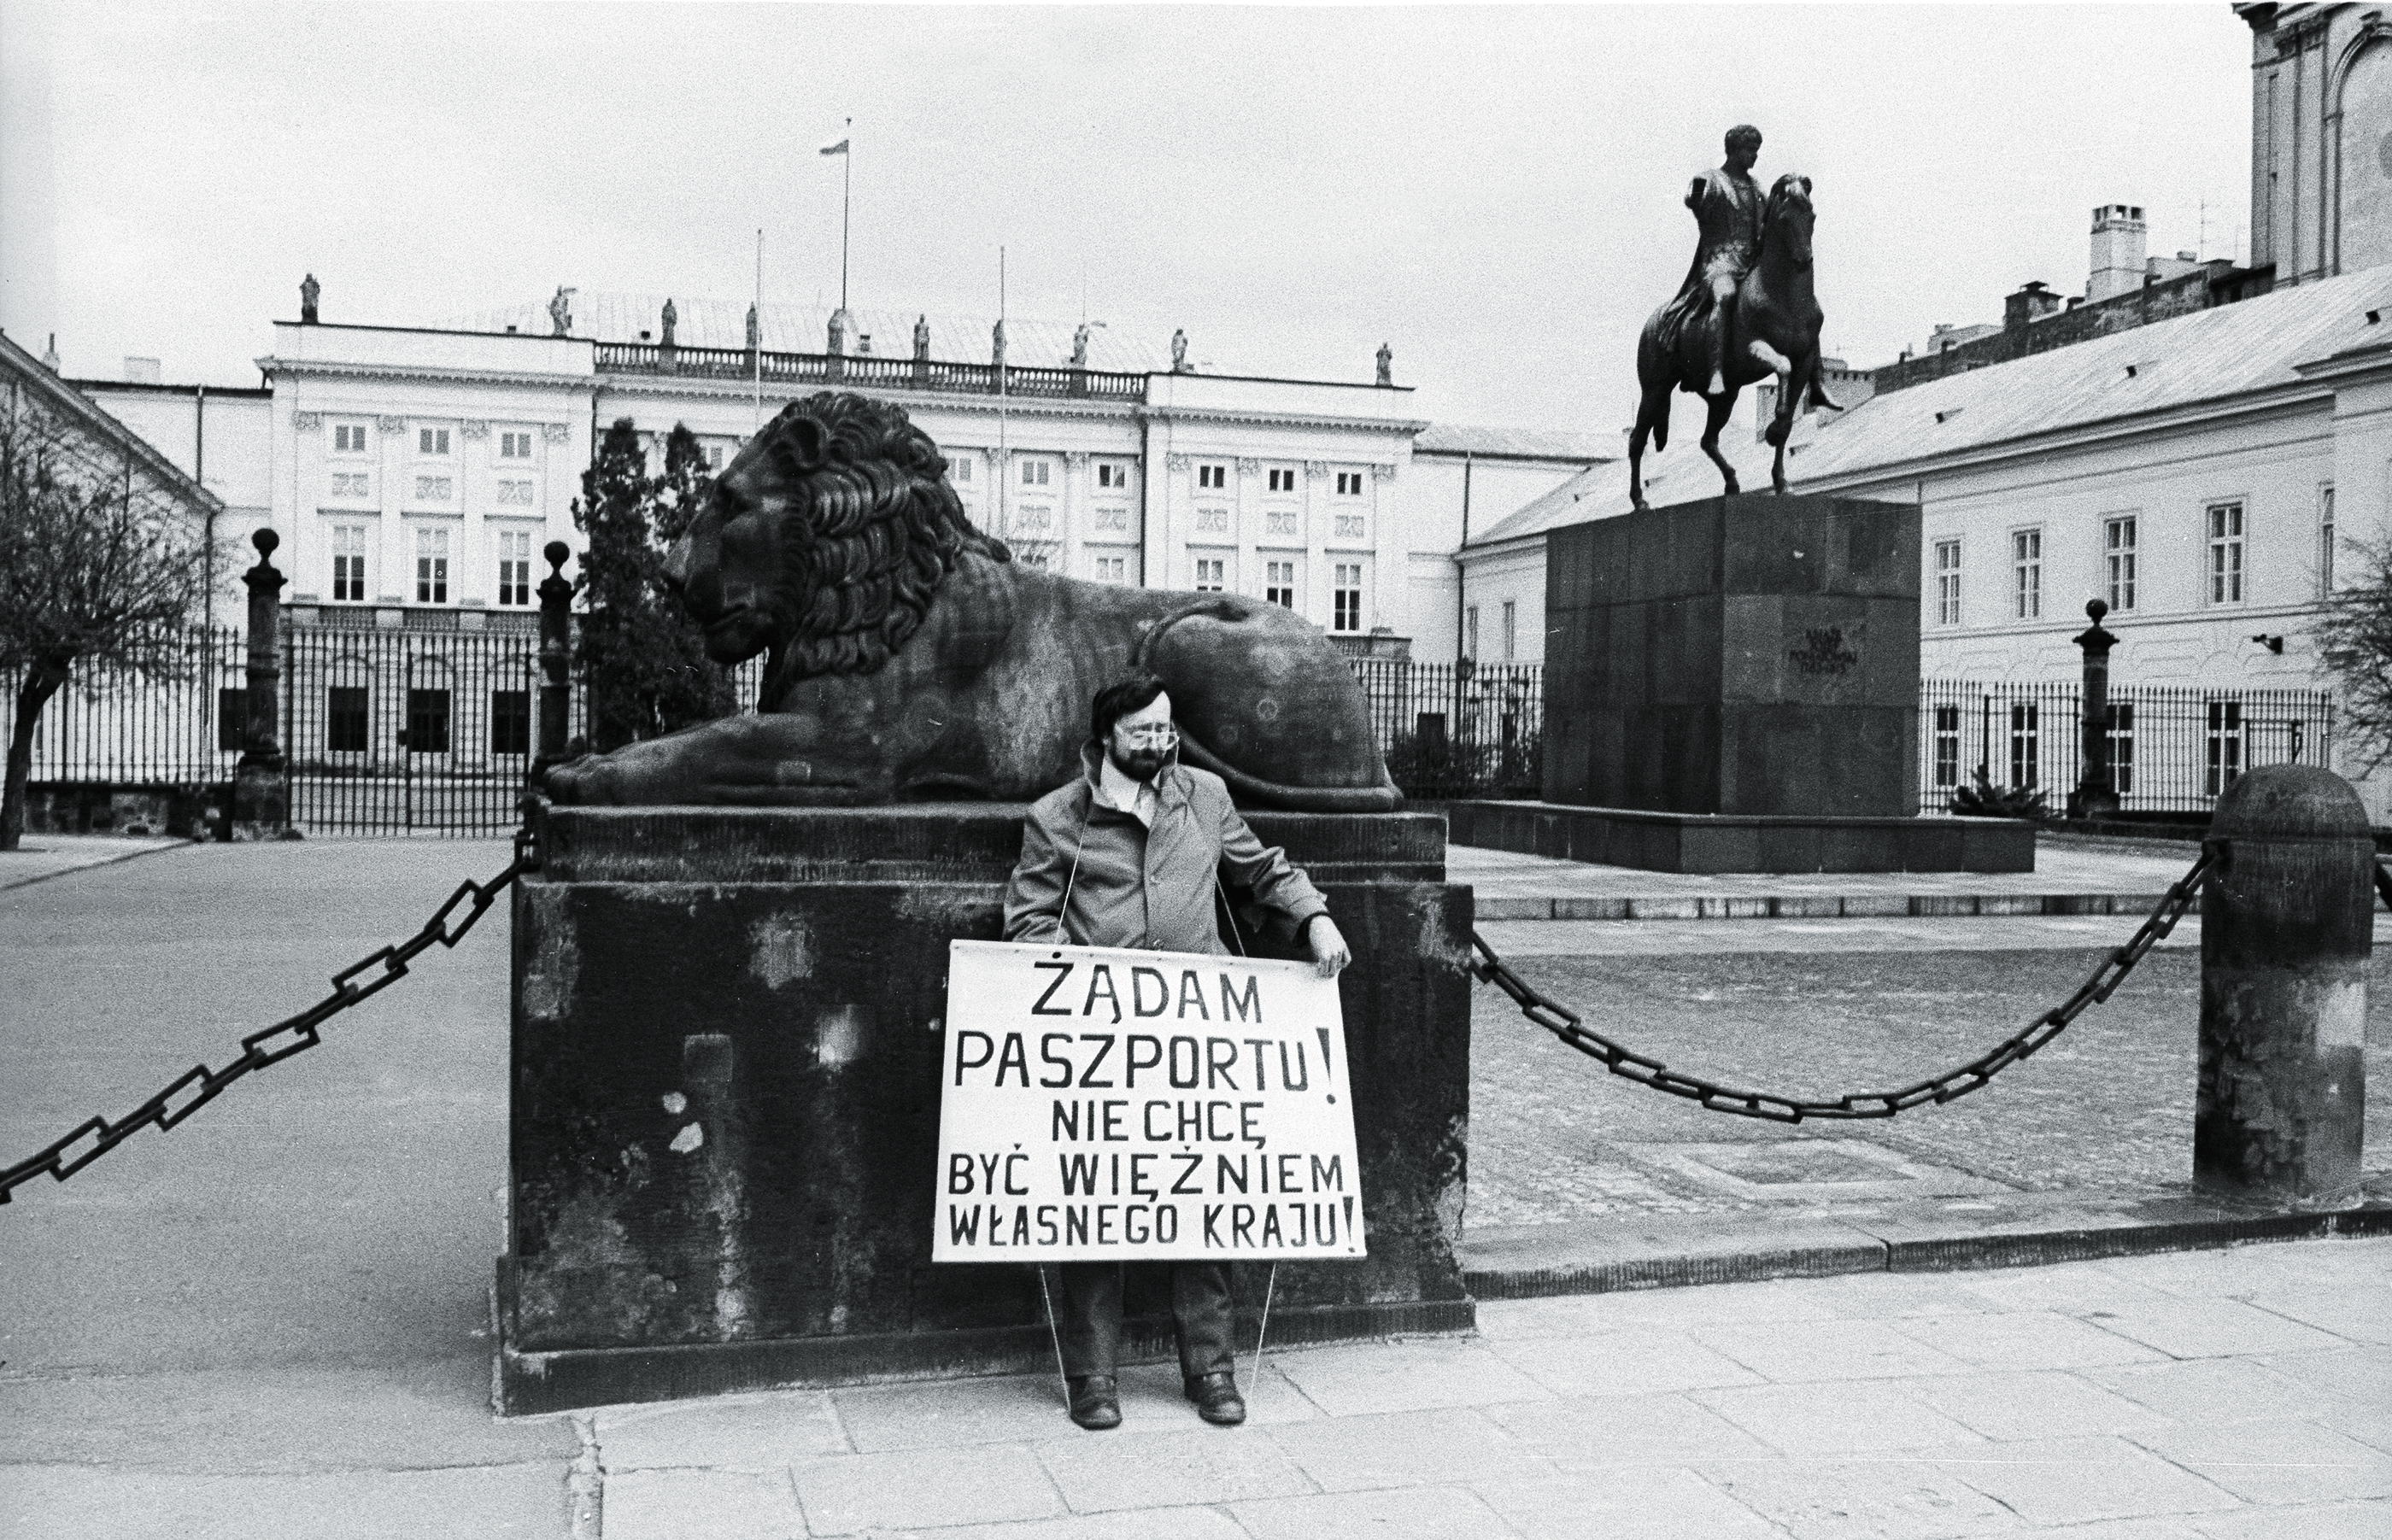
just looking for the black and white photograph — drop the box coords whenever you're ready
[3,2,2389,1536]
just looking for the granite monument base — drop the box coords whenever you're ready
[497,804,1475,1414]
[1445,800,2036,875]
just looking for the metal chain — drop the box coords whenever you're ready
[0,829,536,1206]
[1470,848,2214,1125]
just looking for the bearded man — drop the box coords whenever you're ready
[1657,123,1767,397]
[1001,671,1351,1431]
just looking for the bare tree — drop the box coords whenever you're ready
[0,409,220,849]
[2315,535,2392,776]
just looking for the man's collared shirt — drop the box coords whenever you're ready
[1095,753,1159,829]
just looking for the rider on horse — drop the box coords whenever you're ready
[1656,124,1766,399]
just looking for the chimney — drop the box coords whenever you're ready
[2004,282,2064,330]
[2087,203,2148,303]
[40,333,60,372]
[123,356,161,384]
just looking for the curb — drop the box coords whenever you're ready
[1463,1192,2392,1299]
[1473,890,2195,922]
[0,838,195,893]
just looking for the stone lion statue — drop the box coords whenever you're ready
[544,391,1400,811]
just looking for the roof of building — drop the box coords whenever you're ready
[1790,263,2392,485]
[1411,424,1618,462]
[1467,264,2392,553]
[0,330,223,513]
[444,294,1195,377]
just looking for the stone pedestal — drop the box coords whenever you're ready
[498,805,1475,1414]
[1529,493,2026,873]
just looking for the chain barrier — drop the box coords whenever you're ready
[1470,848,2215,1125]
[0,828,536,1206]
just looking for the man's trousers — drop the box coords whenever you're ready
[1052,1261,1234,1380]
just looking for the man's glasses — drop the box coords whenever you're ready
[1116,725,1178,747]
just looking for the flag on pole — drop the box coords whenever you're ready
[820,138,849,156]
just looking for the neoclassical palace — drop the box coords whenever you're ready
[67,294,1608,659]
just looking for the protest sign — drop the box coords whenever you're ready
[933,939,1366,1263]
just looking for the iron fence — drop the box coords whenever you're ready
[1919,679,2336,815]
[1349,659,1542,800]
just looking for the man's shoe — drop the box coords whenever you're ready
[1067,1374,1121,1431]
[1183,1371,1246,1426]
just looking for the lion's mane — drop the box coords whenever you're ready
[748,392,1007,686]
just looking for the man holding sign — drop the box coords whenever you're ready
[999,672,1351,1430]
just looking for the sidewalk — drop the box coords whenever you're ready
[568,1238,2392,1540]
[0,833,188,892]
[1455,831,2206,920]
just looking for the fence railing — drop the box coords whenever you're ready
[1919,679,2336,815]
[1349,659,1542,800]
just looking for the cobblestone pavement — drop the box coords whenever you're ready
[1464,934,2392,1227]
[542,1239,2387,1539]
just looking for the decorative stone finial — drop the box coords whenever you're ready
[40,333,59,372]
[300,273,320,324]
[252,527,280,559]
[544,540,570,575]
[992,319,1006,369]
[2085,598,2108,624]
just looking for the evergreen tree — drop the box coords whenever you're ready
[2316,536,2392,776]
[572,419,735,751]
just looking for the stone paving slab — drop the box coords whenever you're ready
[567,1240,2392,1540]
[1451,834,2209,921]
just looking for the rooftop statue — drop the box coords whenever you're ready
[300,273,320,325]
[1170,328,1190,372]
[549,285,576,337]
[1628,124,1836,512]
[1376,342,1393,386]
[660,298,677,348]
[1070,322,1090,368]
[913,314,930,360]
[543,393,1399,811]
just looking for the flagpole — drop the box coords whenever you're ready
[753,228,763,430]
[997,244,1008,544]
[840,117,852,313]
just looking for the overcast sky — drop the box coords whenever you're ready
[1,3,2254,438]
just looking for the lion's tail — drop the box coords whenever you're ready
[1176,729,1404,813]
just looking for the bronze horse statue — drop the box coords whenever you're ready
[1628,173,1835,512]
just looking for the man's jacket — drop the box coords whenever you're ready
[1003,741,1328,957]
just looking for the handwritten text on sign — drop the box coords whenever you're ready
[934,940,1365,1262]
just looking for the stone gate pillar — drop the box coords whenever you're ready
[232,529,290,837]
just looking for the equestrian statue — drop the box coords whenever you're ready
[1628,123,1836,512]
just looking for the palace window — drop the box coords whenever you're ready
[1098,463,1129,489]
[2206,700,2242,795]
[331,524,369,603]
[406,688,452,755]
[953,458,972,482]
[414,526,449,604]
[1501,599,1517,661]
[1093,556,1127,584]
[2011,528,2041,620]
[499,430,534,460]
[1267,468,1297,493]
[2008,703,2039,790]
[417,427,451,457]
[496,529,533,606]
[2107,702,2136,796]
[326,687,368,754]
[1465,605,1480,661]
[2319,486,2336,594]
[1932,706,1961,788]
[1266,560,1298,610]
[1194,559,1226,592]
[1933,539,1961,626]
[1334,564,1363,632]
[490,690,531,756]
[2207,501,2245,604]
[1198,464,1227,489]
[2104,516,2137,611]
[333,424,369,454]
[1335,471,1363,496]
[1021,459,1051,487]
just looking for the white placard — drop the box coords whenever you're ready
[933,939,1366,1262]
